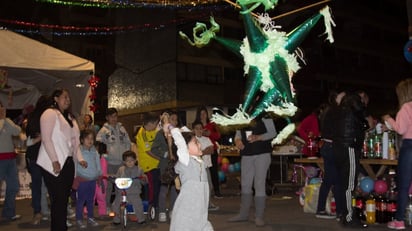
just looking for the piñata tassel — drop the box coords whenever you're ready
[319,6,336,43]
[272,123,296,145]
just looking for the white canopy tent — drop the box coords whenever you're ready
[0,30,95,117]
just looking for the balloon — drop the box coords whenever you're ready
[309,177,322,185]
[221,157,230,165]
[217,156,222,165]
[360,177,374,193]
[304,166,319,178]
[374,180,388,195]
[404,40,412,63]
[218,171,226,182]
[234,162,241,172]
[221,163,229,173]
[228,164,235,173]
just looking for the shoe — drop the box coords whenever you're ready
[316,211,336,219]
[32,213,42,225]
[336,213,342,222]
[228,214,248,222]
[208,203,220,211]
[158,212,167,222]
[66,220,73,228]
[67,209,75,219]
[214,192,223,199]
[388,220,406,230]
[76,220,87,229]
[137,220,147,225]
[255,217,265,227]
[41,213,49,221]
[10,214,21,221]
[112,221,121,226]
[342,219,368,229]
[88,218,99,227]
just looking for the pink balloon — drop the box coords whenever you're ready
[374,180,388,195]
[221,163,229,173]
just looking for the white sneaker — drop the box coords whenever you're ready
[67,207,75,218]
[208,203,220,211]
[88,218,99,227]
[158,212,167,222]
[66,220,73,228]
[76,220,86,229]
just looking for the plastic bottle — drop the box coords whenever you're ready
[362,133,369,159]
[386,191,397,222]
[382,132,389,159]
[355,195,366,221]
[374,134,382,159]
[368,135,375,159]
[365,196,376,224]
[405,194,412,226]
[388,132,397,160]
[330,197,336,215]
[307,134,318,157]
[375,194,387,223]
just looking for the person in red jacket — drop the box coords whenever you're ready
[195,106,223,198]
[297,104,327,157]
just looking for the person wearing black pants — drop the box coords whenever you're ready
[334,93,368,228]
[209,151,221,198]
[36,89,87,231]
[41,158,74,231]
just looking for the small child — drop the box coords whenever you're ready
[192,120,219,211]
[94,141,108,218]
[112,151,147,225]
[162,114,214,231]
[74,129,102,228]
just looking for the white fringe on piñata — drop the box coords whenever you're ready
[319,6,336,43]
[272,123,296,145]
[211,106,252,126]
[265,102,298,117]
[240,22,300,93]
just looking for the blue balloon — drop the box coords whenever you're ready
[228,164,235,173]
[218,171,226,182]
[234,162,241,172]
[404,40,412,63]
[360,177,375,193]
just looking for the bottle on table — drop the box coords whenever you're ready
[365,195,376,224]
[405,194,412,226]
[375,194,387,223]
[354,195,366,221]
[374,133,382,159]
[386,190,397,222]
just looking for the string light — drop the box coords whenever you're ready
[36,0,224,8]
[0,12,214,35]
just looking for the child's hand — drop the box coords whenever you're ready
[79,160,88,168]
[141,174,148,184]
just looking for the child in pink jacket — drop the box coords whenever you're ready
[95,142,108,217]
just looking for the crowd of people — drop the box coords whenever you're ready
[1,80,412,230]
[296,84,412,230]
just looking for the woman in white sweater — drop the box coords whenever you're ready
[37,89,86,231]
[0,100,21,221]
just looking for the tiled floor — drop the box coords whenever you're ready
[0,182,394,231]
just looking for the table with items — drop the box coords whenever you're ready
[293,157,398,180]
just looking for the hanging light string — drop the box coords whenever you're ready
[35,0,223,8]
[222,0,331,19]
[0,9,220,35]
